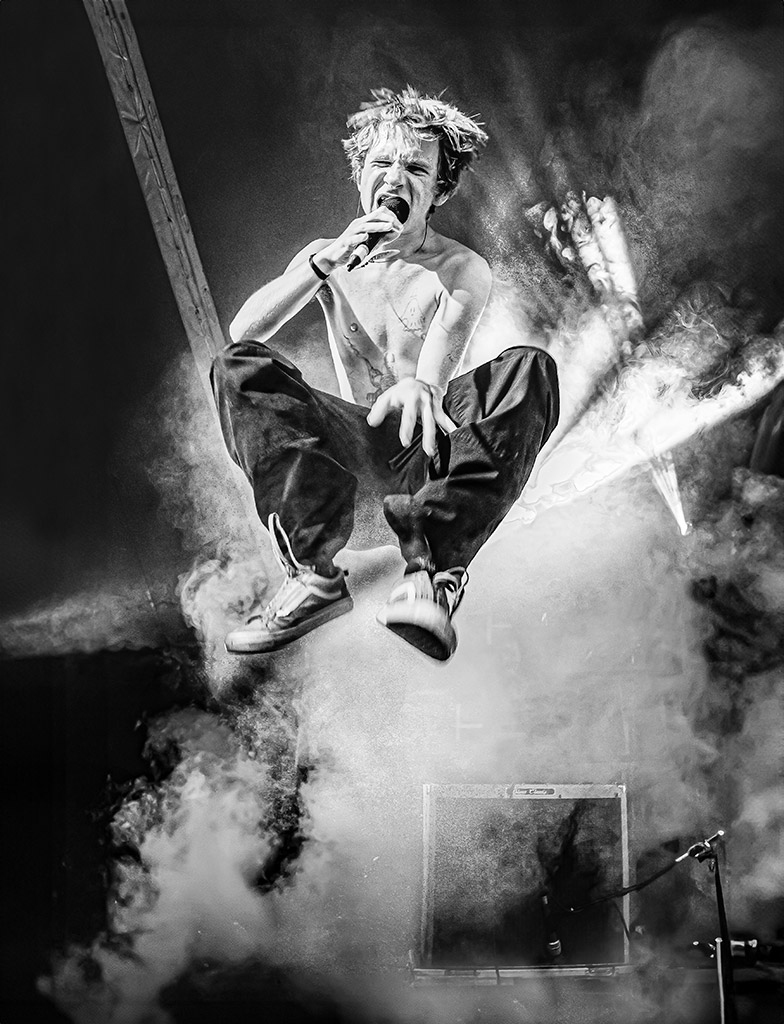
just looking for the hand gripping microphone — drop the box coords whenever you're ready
[346,196,410,272]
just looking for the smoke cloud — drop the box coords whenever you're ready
[38,8,784,1023]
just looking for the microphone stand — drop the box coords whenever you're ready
[566,828,736,1024]
[711,845,737,1024]
[677,831,736,1024]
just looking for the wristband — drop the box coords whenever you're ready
[308,253,330,281]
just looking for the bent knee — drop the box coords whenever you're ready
[211,340,284,389]
[496,344,555,370]
[212,339,265,373]
[495,346,558,392]
[211,341,307,401]
[497,346,560,433]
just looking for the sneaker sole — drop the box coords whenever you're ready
[376,602,456,662]
[225,596,353,654]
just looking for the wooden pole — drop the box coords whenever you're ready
[81,0,224,391]
[82,0,278,654]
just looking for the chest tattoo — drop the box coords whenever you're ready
[392,298,428,341]
[342,333,398,404]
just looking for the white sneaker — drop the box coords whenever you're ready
[376,567,467,661]
[225,513,352,654]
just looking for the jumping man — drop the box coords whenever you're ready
[212,87,559,661]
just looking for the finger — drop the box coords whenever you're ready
[367,392,390,427]
[399,397,418,448]
[434,403,459,434]
[360,211,400,232]
[368,220,401,241]
[360,219,397,234]
[382,213,404,235]
[372,206,401,224]
[421,397,437,458]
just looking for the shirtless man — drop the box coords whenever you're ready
[212,88,559,661]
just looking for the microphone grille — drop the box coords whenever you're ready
[380,196,410,224]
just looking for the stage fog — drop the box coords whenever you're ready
[1,1,782,1022]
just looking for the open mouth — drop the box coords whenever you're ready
[375,194,410,223]
[374,187,404,206]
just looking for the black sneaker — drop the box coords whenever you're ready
[225,513,352,654]
[376,566,467,662]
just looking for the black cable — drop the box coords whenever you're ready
[565,857,680,913]
[565,833,724,913]
[610,899,633,943]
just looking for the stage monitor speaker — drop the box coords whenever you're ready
[421,784,630,971]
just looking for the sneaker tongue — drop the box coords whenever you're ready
[404,555,436,576]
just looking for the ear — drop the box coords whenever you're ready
[427,191,452,219]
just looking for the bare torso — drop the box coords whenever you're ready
[311,229,477,406]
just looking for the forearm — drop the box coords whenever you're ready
[414,257,491,393]
[228,252,331,343]
[229,205,404,344]
[414,330,468,394]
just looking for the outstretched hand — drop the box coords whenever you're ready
[366,378,457,458]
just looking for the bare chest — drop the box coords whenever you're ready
[320,262,442,359]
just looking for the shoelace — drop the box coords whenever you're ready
[432,567,468,614]
[249,514,344,626]
[268,511,309,576]
[246,514,311,626]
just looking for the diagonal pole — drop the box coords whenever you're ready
[82,0,223,391]
[82,0,279,649]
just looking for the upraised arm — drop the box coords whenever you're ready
[228,240,332,343]
[228,207,405,343]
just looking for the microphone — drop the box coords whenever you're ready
[676,830,725,863]
[346,196,410,272]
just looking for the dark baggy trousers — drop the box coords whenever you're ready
[211,341,559,572]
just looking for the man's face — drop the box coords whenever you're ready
[358,126,447,233]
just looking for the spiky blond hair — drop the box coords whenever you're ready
[343,86,488,199]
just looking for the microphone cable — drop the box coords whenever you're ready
[556,831,725,914]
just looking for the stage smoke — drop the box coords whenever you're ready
[39,7,783,1023]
